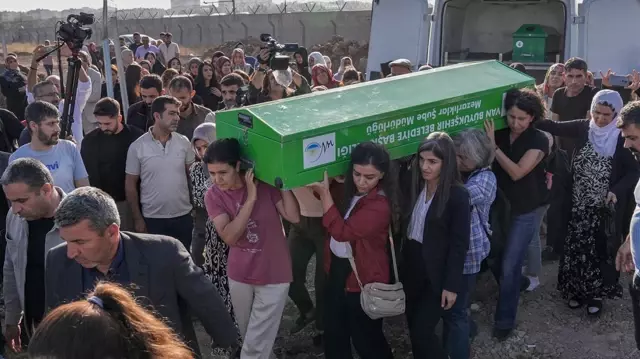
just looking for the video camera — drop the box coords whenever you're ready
[58,13,95,52]
[259,34,299,71]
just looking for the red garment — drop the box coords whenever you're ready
[322,186,391,293]
[312,64,339,89]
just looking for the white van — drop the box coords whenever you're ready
[577,0,640,77]
[367,0,640,82]
[365,0,433,79]
[427,0,579,79]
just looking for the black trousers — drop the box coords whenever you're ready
[288,216,326,330]
[324,253,393,359]
[630,274,640,350]
[0,234,6,353]
[402,239,448,359]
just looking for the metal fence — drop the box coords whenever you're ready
[1,1,371,45]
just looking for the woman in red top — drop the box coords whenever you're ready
[309,141,399,359]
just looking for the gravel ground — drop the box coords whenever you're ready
[4,260,640,359]
[4,256,640,359]
[192,258,640,359]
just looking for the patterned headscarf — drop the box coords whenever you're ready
[588,89,623,157]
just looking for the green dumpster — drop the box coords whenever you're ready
[216,60,534,189]
[512,24,561,63]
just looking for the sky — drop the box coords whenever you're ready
[0,0,340,12]
[1,0,171,11]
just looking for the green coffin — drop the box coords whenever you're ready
[216,60,534,189]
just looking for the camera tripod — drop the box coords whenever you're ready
[36,42,83,139]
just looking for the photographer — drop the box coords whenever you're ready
[219,73,246,111]
[25,44,91,146]
[247,49,310,105]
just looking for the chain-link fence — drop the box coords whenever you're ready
[1,1,372,48]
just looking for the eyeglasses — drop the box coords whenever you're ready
[37,92,60,98]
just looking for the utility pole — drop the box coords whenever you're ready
[102,0,114,98]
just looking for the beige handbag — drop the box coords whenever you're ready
[348,229,406,320]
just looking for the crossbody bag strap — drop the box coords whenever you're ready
[348,227,401,288]
[388,228,400,284]
[347,257,365,290]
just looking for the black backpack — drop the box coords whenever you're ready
[480,187,512,273]
[467,168,511,275]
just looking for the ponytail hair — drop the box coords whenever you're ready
[28,282,193,359]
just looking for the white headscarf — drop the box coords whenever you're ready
[588,89,623,158]
[308,52,326,68]
[334,56,353,81]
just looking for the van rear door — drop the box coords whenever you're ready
[580,0,640,76]
[366,0,432,79]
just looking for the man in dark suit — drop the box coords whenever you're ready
[45,186,237,357]
[0,151,10,356]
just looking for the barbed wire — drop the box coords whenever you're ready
[1,1,371,45]
[2,1,371,22]
[0,1,372,48]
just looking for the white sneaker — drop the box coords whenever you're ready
[525,276,540,292]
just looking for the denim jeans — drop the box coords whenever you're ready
[525,204,549,277]
[494,206,547,330]
[443,273,477,359]
[145,213,194,250]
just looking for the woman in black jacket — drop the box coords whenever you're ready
[536,89,640,315]
[293,47,312,84]
[194,61,222,111]
[402,132,471,359]
[145,52,166,76]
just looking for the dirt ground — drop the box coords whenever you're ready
[190,258,640,359]
[5,250,637,358]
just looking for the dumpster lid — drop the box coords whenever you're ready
[239,61,533,142]
[513,24,558,38]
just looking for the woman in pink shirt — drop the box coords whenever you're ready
[204,138,300,359]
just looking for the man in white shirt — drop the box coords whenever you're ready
[125,96,194,248]
[158,32,180,65]
[24,45,92,146]
[78,51,103,134]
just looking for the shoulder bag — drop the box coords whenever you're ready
[348,228,406,320]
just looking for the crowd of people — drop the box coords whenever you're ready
[2,31,640,359]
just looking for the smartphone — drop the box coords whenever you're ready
[609,74,631,87]
[239,159,254,171]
